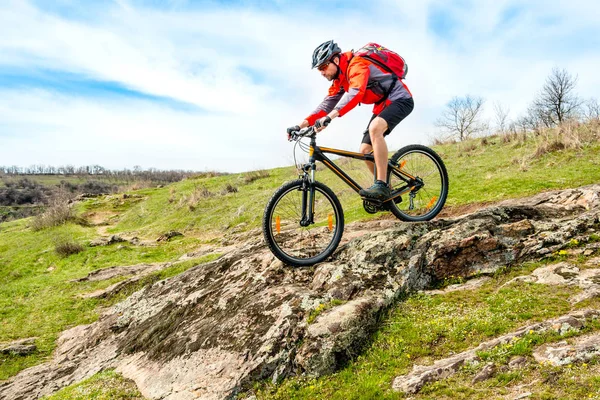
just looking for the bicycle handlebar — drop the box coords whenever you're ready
[288,126,316,142]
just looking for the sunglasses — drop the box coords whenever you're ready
[317,61,331,72]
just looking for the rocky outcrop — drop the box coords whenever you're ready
[391,310,600,394]
[73,263,172,283]
[2,185,600,400]
[89,235,127,247]
[72,262,175,300]
[533,332,600,366]
[89,235,157,248]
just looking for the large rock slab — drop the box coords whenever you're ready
[2,185,600,400]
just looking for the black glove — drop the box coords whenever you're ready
[314,116,331,130]
[287,125,300,140]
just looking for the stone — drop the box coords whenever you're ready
[533,333,600,366]
[0,338,37,356]
[425,276,491,295]
[89,235,126,247]
[513,393,532,400]
[586,256,600,267]
[472,362,496,383]
[508,356,527,370]
[498,219,535,238]
[156,231,183,242]
[392,354,468,394]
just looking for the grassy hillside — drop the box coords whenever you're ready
[75,122,600,238]
[1,121,599,398]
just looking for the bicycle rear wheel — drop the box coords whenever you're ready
[263,179,344,267]
[386,144,448,222]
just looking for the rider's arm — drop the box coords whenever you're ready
[304,84,345,126]
[333,59,370,117]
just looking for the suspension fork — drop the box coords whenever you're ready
[300,158,317,227]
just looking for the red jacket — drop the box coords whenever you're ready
[306,51,412,125]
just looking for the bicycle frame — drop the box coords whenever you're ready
[299,133,423,225]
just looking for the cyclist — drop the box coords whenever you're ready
[287,40,414,200]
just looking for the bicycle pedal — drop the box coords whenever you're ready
[360,196,383,205]
[363,200,385,214]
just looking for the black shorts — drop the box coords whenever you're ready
[362,97,414,145]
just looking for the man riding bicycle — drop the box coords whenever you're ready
[287,40,414,199]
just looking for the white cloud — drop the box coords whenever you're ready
[0,0,599,172]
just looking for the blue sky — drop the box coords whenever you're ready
[1,0,599,172]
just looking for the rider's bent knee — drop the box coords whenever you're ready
[369,128,385,140]
[369,117,387,138]
[359,144,373,154]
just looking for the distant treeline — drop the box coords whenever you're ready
[0,165,224,183]
[0,178,116,207]
[0,166,226,222]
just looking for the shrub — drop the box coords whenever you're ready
[502,132,518,143]
[243,170,270,184]
[54,237,84,257]
[31,190,76,230]
[221,183,238,195]
[460,142,478,153]
[124,180,154,191]
[76,180,117,194]
[530,120,600,159]
[0,178,49,206]
[534,140,566,158]
[183,186,214,211]
[432,137,445,146]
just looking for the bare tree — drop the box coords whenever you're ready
[529,68,582,127]
[585,98,600,121]
[435,95,487,141]
[493,102,510,134]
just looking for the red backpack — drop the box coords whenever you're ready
[354,43,408,80]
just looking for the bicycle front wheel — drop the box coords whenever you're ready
[262,179,344,267]
[386,144,449,222]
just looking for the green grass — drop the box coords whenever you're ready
[2,123,600,395]
[438,137,600,206]
[42,369,143,400]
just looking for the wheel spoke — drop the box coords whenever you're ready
[264,180,344,266]
[387,146,448,222]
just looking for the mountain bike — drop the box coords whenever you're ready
[262,126,448,267]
